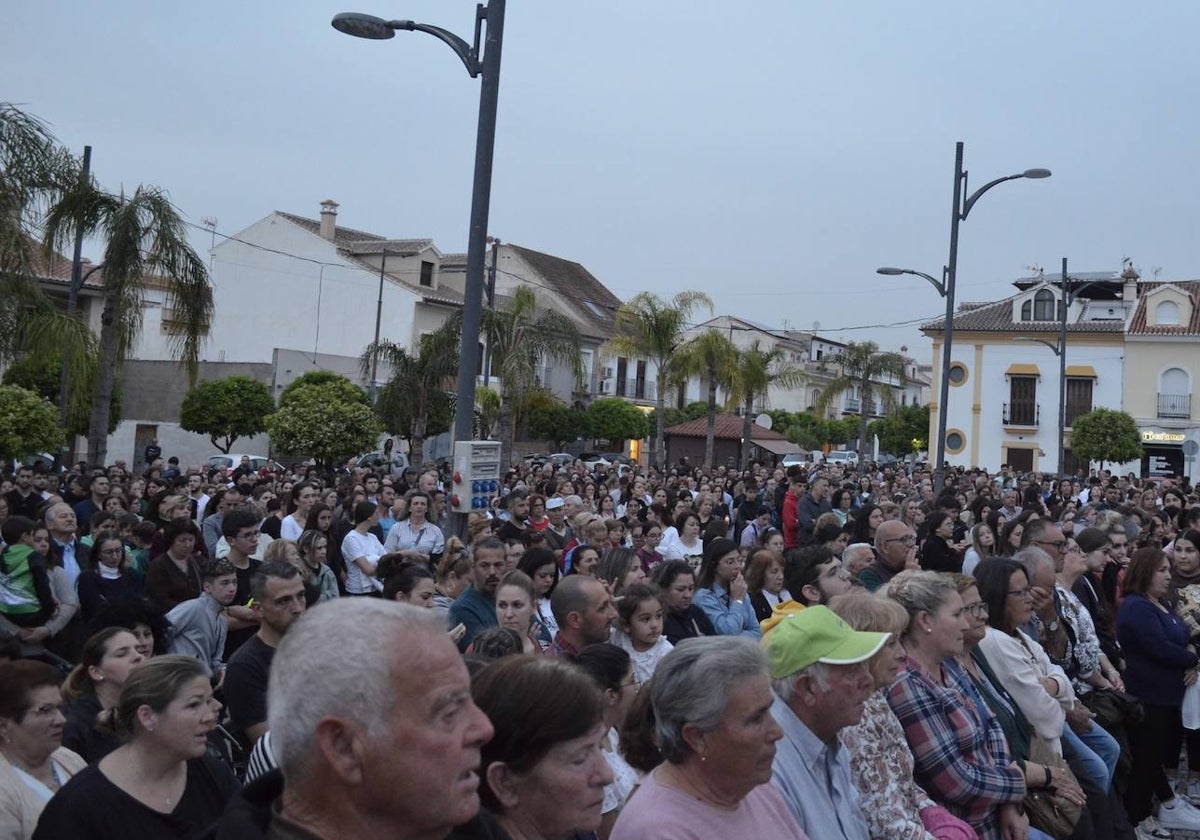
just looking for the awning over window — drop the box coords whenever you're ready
[754,439,804,456]
[1065,365,1097,378]
[1005,363,1040,376]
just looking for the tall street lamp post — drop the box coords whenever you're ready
[333,1,506,445]
[878,141,1050,495]
[1015,257,1110,478]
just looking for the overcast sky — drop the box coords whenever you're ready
[7,1,1199,358]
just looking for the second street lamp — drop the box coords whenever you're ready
[333,4,506,534]
[879,141,1050,495]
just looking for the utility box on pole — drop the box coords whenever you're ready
[450,440,502,513]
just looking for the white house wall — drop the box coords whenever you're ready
[939,338,1123,473]
[132,215,424,365]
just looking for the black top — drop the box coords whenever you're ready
[663,604,716,646]
[224,634,275,748]
[62,692,120,764]
[223,560,261,659]
[748,591,775,624]
[919,535,961,574]
[77,571,143,623]
[33,755,239,840]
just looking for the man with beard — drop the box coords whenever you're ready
[449,538,506,652]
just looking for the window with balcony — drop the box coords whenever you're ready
[1158,367,1191,419]
[1006,376,1038,425]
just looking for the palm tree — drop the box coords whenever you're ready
[672,329,738,469]
[44,183,213,466]
[727,340,806,469]
[361,313,461,470]
[0,103,97,409]
[606,291,713,469]
[483,285,583,467]
[813,340,908,463]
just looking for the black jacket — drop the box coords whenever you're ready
[210,768,281,840]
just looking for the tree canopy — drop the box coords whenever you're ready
[1,353,121,437]
[0,385,65,462]
[180,375,274,453]
[587,398,649,445]
[265,381,380,469]
[1069,408,1142,471]
[280,371,368,408]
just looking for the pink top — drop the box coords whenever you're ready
[611,767,807,840]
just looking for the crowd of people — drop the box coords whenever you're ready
[2,449,1200,840]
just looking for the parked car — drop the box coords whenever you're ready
[356,451,411,474]
[207,454,287,474]
[780,452,809,468]
[824,450,859,466]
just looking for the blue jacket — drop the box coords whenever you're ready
[1117,593,1198,706]
[449,585,498,653]
[694,582,761,638]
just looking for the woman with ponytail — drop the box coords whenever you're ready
[61,628,145,763]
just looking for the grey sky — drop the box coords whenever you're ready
[7,1,1198,357]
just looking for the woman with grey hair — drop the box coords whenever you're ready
[610,636,804,840]
[884,570,1028,840]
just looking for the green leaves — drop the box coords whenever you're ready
[1069,408,1143,469]
[265,378,381,469]
[180,375,275,453]
[0,385,64,461]
[586,398,649,444]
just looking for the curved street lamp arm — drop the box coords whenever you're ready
[390,20,480,76]
[1013,336,1061,355]
[960,172,1025,221]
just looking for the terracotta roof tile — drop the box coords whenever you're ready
[665,413,787,440]
[1127,280,1200,336]
[921,290,1125,335]
[506,244,623,337]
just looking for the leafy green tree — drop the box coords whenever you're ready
[1069,408,1143,473]
[606,291,713,469]
[680,401,710,421]
[727,341,806,469]
[280,371,368,407]
[265,382,380,470]
[0,385,65,461]
[1,353,121,436]
[179,375,274,453]
[525,390,588,450]
[813,341,907,463]
[672,330,738,469]
[869,404,930,458]
[362,316,460,469]
[482,286,583,467]
[586,398,649,446]
[0,104,96,380]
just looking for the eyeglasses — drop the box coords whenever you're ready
[885,536,917,546]
[965,602,989,618]
[1007,587,1033,599]
[1036,539,1067,549]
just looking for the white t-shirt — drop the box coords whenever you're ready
[280,514,305,542]
[341,529,385,594]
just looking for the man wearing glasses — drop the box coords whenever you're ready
[859,520,916,593]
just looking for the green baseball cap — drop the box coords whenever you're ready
[762,605,889,679]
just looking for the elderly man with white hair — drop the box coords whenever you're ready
[214,600,494,840]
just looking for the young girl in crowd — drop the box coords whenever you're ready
[610,582,673,688]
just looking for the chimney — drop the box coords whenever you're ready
[1121,261,1139,303]
[319,199,339,240]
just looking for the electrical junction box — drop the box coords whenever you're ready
[450,440,502,513]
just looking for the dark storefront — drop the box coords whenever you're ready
[1140,430,1186,480]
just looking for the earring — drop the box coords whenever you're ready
[925,627,932,634]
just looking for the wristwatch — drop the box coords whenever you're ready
[1047,619,1060,632]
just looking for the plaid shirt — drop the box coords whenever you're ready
[886,656,1025,840]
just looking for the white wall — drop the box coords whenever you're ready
[131,214,424,365]
[941,338,1124,472]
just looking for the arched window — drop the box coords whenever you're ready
[1159,367,1190,418]
[1021,300,1032,320]
[1156,300,1181,326]
[1033,289,1055,321]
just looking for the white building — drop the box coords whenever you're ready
[920,271,1129,474]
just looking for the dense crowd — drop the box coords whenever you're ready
[2,450,1200,840]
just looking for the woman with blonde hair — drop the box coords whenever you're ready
[433,536,472,614]
[831,591,975,840]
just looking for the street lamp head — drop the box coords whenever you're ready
[876,267,906,276]
[1021,168,1052,179]
[332,12,396,39]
